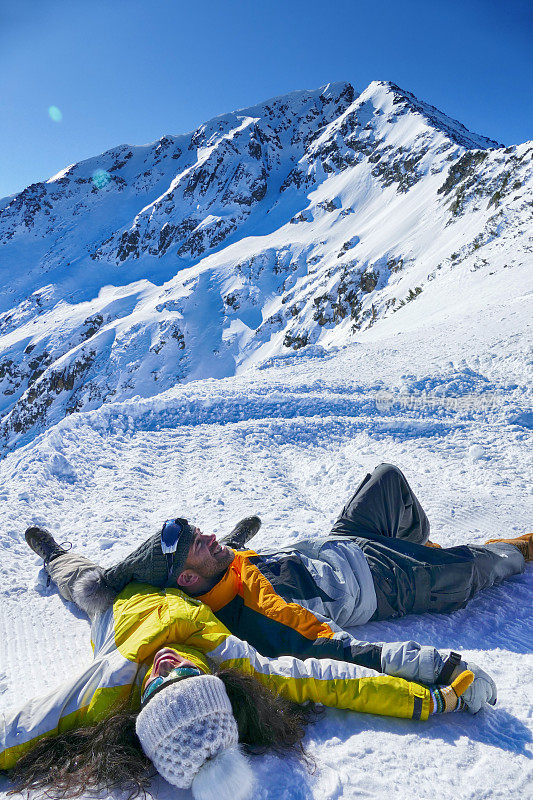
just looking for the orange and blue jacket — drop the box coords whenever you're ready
[196,545,387,670]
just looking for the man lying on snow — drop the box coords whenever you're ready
[26,462,530,692]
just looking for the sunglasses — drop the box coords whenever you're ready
[141,666,203,707]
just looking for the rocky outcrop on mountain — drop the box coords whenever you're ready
[0,80,531,452]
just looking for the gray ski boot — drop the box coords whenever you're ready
[220,516,261,550]
[25,526,70,567]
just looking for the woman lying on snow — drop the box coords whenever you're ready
[2,542,497,800]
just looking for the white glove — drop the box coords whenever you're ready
[451,660,497,713]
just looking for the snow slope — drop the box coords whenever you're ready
[0,80,532,800]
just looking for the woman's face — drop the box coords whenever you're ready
[141,647,204,706]
[150,648,198,680]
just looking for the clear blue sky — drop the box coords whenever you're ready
[1,0,531,199]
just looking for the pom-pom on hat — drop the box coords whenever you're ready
[191,745,254,800]
[135,674,254,800]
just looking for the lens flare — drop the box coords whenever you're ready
[92,169,111,189]
[48,106,63,122]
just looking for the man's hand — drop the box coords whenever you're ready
[451,660,497,713]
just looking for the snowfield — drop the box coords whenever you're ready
[0,255,531,800]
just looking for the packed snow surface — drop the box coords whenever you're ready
[0,80,532,800]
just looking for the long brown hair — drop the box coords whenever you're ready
[7,668,318,799]
[7,707,154,800]
[217,668,319,763]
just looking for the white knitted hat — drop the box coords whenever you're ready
[135,674,254,800]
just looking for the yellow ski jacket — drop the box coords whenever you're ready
[0,583,431,770]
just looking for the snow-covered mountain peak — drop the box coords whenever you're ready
[0,79,531,453]
[362,80,502,149]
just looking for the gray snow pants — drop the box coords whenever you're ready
[46,552,117,621]
[330,463,526,619]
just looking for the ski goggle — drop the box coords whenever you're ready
[141,666,203,707]
[161,518,190,549]
[160,518,195,580]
